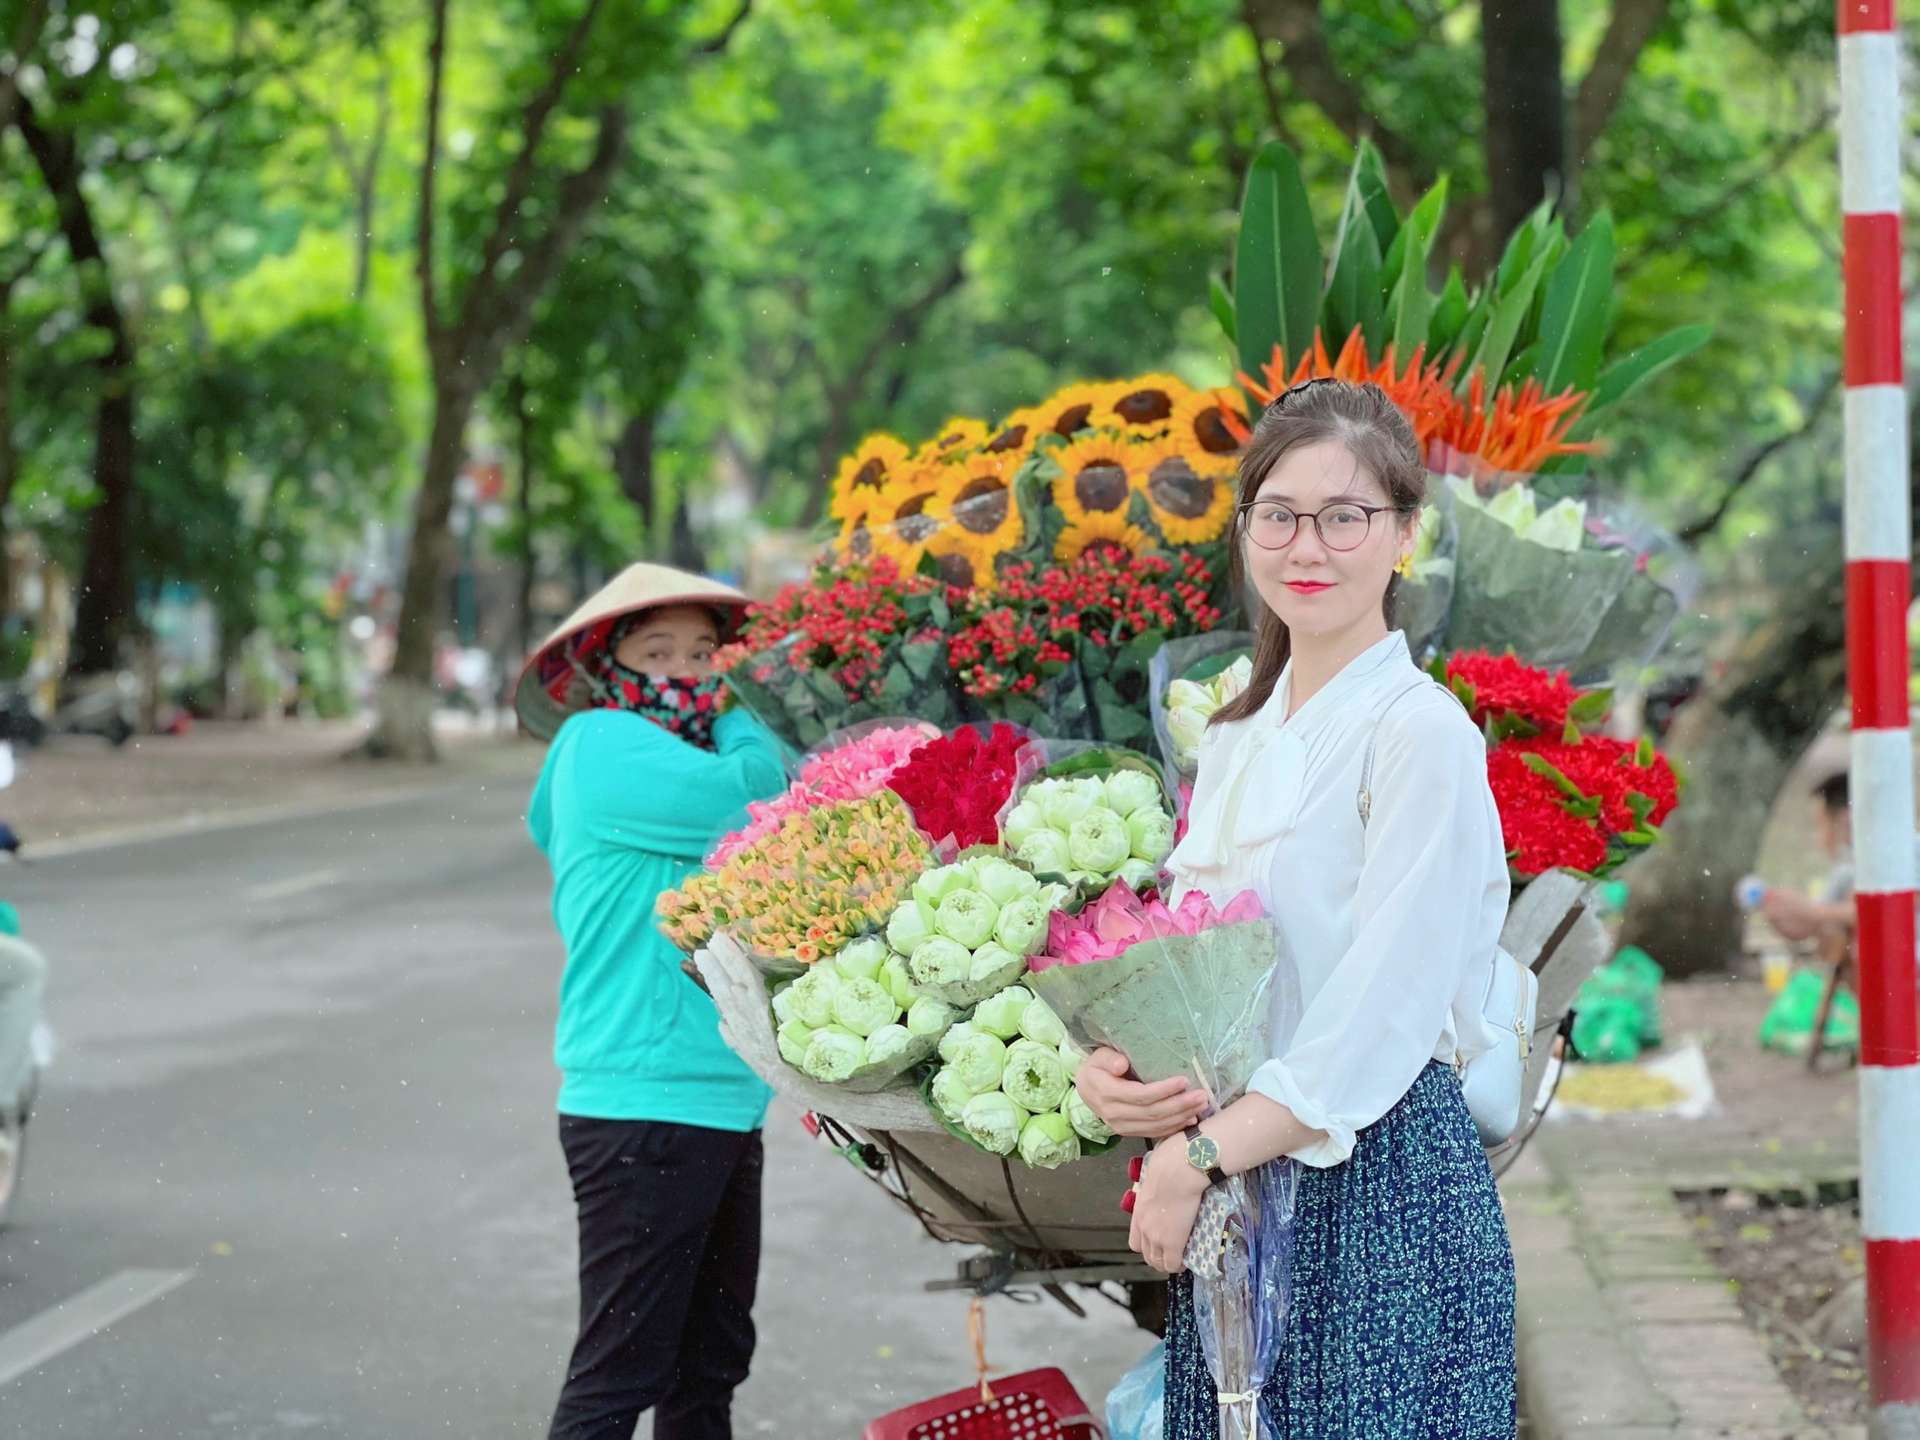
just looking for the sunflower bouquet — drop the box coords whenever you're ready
[657,789,935,969]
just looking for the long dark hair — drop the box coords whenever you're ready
[1211,379,1427,727]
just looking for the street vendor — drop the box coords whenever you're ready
[1076,379,1517,1436]
[1752,771,1856,942]
[518,562,786,1440]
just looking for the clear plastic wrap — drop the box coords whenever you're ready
[1439,475,1694,681]
[1147,632,1255,785]
[1187,1156,1300,1439]
[1105,1342,1168,1440]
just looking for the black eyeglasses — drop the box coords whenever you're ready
[1236,499,1411,552]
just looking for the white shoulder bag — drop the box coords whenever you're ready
[1358,678,1539,1147]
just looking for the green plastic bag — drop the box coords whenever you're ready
[1572,946,1666,1061]
[1758,970,1860,1056]
[1573,995,1645,1063]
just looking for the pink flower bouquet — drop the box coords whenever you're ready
[1026,880,1289,1103]
[708,722,936,866]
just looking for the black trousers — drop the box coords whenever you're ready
[549,1116,763,1440]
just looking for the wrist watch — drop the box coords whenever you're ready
[1184,1124,1227,1186]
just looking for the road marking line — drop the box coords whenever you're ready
[245,868,340,902]
[0,1268,193,1387]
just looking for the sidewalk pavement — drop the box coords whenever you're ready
[1506,976,1864,1439]
[1,716,541,851]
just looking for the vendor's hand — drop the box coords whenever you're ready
[1129,1133,1210,1275]
[1076,1048,1210,1138]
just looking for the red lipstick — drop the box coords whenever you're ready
[1284,580,1334,594]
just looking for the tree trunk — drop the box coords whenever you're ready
[668,486,703,572]
[613,411,655,518]
[1619,545,1852,975]
[510,373,536,658]
[15,95,138,675]
[1481,0,1569,239]
[365,384,475,760]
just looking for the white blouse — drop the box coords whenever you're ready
[1167,631,1510,1168]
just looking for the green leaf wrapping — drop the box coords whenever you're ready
[1209,273,1237,347]
[1324,203,1387,357]
[1026,919,1286,1103]
[1588,324,1713,413]
[1233,142,1323,383]
[1535,210,1617,394]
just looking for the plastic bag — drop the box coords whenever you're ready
[1105,1342,1166,1440]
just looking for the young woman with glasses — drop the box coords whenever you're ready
[1073,379,1517,1437]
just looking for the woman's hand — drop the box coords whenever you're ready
[1075,1048,1210,1138]
[1129,1133,1210,1275]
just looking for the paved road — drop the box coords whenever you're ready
[0,768,1148,1437]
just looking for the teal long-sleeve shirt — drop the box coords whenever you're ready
[527,706,786,1130]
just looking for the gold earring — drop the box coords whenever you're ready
[1394,552,1415,579]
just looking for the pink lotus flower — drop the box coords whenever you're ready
[1030,881,1263,972]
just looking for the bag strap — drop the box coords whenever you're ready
[1357,677,1446,827]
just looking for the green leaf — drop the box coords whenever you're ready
[1570,689,1613,725]
[1323,205,1386,356]
[1122,628,1167,666]
[1348,139,1400,257]
[1387,217,1436,359]
[1520,751,1591,805]
[1427,265,1471,356]
[877,662,914,705]
[1495,201,1551,296]
[1097,697,1151,742]
[1078,639,1111,679]
[1636,734,1656,767]
[901,641,939,682]
[1589,324,1712,413]
[1383,176,1448,279]
[1450,291,1491,371]
[1467,248,1551,393]
[1502,342,1542,388]
[1535,210,1616,394]
[1234,143,1323,379]
[1626,790,1657,827]
[928,591,951,629]
[1209,273,1237,348]
[1562,718,1582,745]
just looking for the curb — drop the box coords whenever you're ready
[1503,1141,1846,1439]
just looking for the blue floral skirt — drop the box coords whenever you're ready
[1164,1062,1516,1439]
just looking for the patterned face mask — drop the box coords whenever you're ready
[593,662,725,750]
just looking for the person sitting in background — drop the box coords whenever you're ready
[1755,772,1855,943]
[519,563,788,1440]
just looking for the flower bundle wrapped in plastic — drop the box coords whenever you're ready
[883,722,1035,849]
[923,987,1112,1167]
[1441,476,1691,679]
[1028,880,1301,1440]
[1160,655,1252,776]
[708,722,937,865]
[767,935,948,1091]
[1002,762,1175,890]
[884,854,1070,1006]
[657,790,934,967]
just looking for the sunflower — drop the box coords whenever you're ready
[912,416,991,466]
[867,464,953,573]
[1136,438,1238,545]
[1033,381,1117,441]
[829,432,914,527]
[925,454,1023,589]
[1054,508,1156,565]
[1168,386,1247,458]
[1087,373,1197,436]
[1048,435,1141,528]
[981,406,1047,467]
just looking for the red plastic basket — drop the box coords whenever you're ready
[863,1368,1103,1440]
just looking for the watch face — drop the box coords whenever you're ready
[1187,1134,1221,1171]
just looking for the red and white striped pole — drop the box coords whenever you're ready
[1841,2,1920,1434]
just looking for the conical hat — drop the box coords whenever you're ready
[515,562,751,740]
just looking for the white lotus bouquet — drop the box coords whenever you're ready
[924,986,1115,1169]
[1003,769,1175,890]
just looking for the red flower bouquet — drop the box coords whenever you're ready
[884,722,1035,849]
[1435,647,1680,880]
